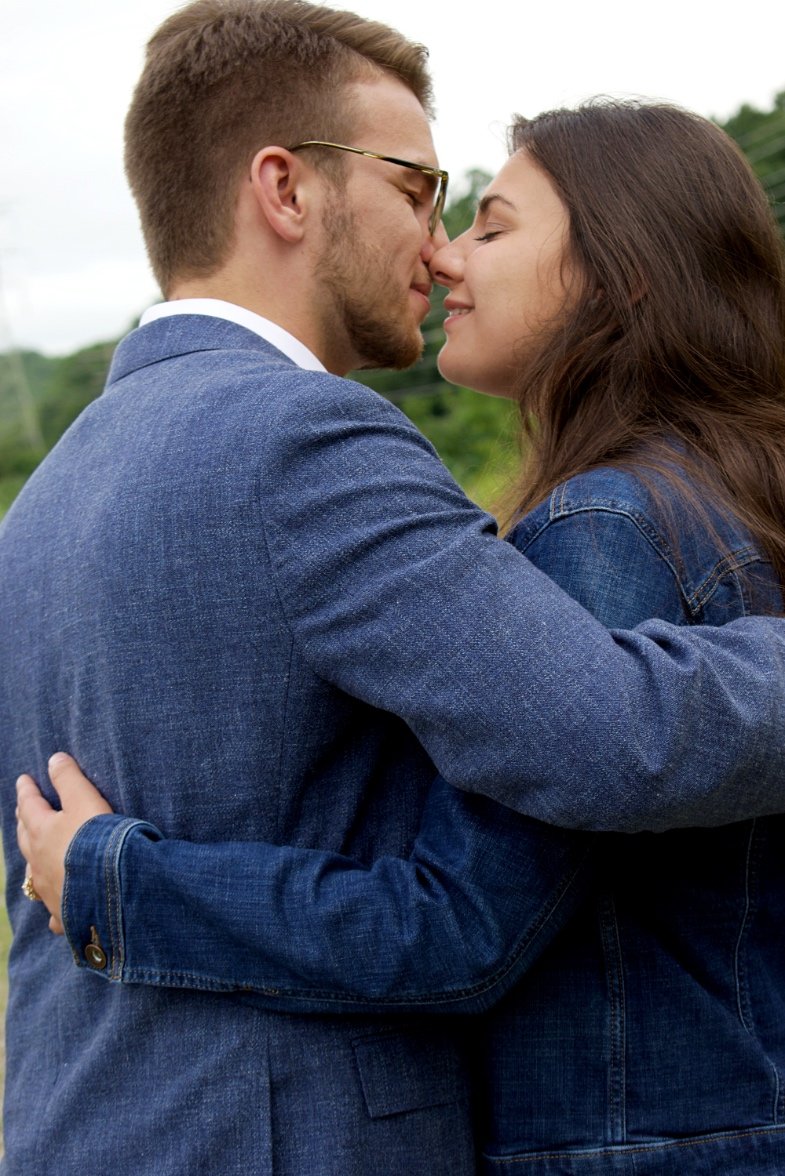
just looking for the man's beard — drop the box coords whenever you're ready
[316,198,424,372]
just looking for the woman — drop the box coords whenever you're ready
[18,101,785,1172]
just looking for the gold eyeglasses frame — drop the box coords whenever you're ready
[288,141,448,235]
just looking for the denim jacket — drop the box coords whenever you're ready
[60,461,785,1174]
[475,466,785,1174]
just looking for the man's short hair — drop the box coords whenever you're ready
[125,0,434,293]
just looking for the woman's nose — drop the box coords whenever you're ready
[420,221,449,266]
[428,233,464,288]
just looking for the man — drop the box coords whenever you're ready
[3,2,785,1173]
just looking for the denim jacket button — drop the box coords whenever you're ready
[85,943,107,970]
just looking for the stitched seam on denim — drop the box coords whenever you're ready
[102,834,117,976]
[542,500,686,607]
[548,489,681,571]
[98,818,144,979]
[61,816,127,973]
[735,821,757,1033]
[734,821,783,1123]
[480,1122,785,1164]
[598,893,626,1143]
[119,848,592,1006]
[687,547,764,613]
[104,823,122,977]
[544,491,763,618]
[61,831,82,970]
[104,818,155,981]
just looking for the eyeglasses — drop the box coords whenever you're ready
[288,141,448,235]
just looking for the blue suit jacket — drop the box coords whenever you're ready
[2,316,785,1173]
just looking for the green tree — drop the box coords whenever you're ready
[0,351,55,478]
[36,342,115,448]
[722,90,785,233]
[0,344,114,514]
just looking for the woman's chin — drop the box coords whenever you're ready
[437,353,513,399]
[436,347,471,390]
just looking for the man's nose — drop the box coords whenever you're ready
[420,222,450,264]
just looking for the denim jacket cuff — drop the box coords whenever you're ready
[61,814,161,980]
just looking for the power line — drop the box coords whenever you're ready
[0,259,44,450]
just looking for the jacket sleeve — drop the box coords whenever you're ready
[61,781,591,1011]
[256,376,785,832]
[58,387,785,1007]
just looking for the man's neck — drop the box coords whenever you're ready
[167,275,351,374]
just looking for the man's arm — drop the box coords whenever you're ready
[259,373,785,833]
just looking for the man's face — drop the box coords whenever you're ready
[312,76,441,373]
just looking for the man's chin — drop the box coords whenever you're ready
[353,330,424,372]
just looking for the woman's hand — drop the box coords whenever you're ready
[16,753,113,934]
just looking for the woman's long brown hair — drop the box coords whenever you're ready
[503,101,785,600]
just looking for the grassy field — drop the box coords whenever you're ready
[0,477,27,519]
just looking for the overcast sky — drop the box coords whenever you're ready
[3,0,784,356]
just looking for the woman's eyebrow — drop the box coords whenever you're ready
[477,192,517,217]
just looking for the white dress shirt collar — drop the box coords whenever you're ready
[139,299,326,372]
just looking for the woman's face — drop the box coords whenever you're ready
[431,150,575,398]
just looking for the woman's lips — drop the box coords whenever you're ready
[443,305,472,330]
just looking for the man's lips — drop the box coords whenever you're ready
[409,282,432,319]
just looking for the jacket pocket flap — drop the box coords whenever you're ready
[353,1031,464,1119]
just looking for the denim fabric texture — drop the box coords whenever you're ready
[62,788,590,1009]
[3,316,785,1172]
[475,471,785,1173]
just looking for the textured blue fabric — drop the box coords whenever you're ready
[62,794,591,1009]
[3,315,785,1172]
[476,471,785,1173]
[63,463,785,1174]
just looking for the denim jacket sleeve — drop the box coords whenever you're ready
[60,467,780,1008]
[61,784,591,1011]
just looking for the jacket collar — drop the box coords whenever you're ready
[106,314,300,386]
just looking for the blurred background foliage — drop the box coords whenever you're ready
[2,94,784,521]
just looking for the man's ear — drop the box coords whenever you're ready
[248,147,309,243]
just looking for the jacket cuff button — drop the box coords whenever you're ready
[85,943,107,970]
